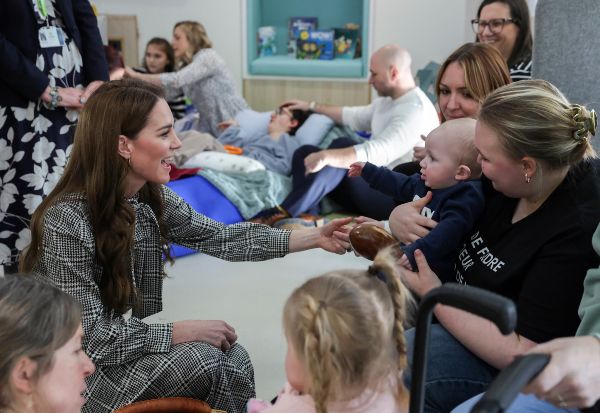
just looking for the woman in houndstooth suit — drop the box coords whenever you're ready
[20,79,351,413]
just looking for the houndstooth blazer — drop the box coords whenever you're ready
[32,185,290,367]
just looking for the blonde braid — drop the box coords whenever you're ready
[372,247,414,398]
[302,295,334,413]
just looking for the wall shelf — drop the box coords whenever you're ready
[242,0,373,110]
[244,0,372,79]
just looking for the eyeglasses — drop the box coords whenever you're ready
[471,18,515,34]
[274,107,292,117]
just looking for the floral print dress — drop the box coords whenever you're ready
[0,0,83,268]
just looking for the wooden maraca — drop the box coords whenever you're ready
[349,223,402,261]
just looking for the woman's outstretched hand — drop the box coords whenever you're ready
[317,217,354,254]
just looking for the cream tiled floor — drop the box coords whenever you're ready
[144,248,368,400]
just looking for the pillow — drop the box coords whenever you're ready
[234,109,271,137]
[234,109,334,145]
[295,113,335,146]
[181,151,266,173]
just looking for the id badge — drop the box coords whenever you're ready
[39,26,65,48]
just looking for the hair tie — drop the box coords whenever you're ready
[572,105,597,143]
[367,265,387,283]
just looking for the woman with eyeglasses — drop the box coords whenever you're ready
[472,0,533,81]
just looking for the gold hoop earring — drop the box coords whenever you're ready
[525,173,531,184]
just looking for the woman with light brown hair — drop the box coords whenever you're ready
[409,42,511,165]
[125,21,248,136]
[0,275,95,413]
[19,78,351,413]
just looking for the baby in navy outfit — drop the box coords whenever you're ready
[348,118,484,282]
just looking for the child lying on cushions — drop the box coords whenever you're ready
[177,107,334,175]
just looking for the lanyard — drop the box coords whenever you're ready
[36,0,48,20]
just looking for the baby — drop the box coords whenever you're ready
[348,118,484,282]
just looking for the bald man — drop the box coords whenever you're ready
[255,45,439,223]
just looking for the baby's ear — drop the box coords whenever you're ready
[455,165,472,181]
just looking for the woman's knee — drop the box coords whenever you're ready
[292,145,320,162]
[328,137,356,149]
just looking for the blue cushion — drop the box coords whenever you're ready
[166,176,243,257]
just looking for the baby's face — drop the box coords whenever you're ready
[419,131,462,189]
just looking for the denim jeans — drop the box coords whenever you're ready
[404,324,498,413]
[451,393,580,413]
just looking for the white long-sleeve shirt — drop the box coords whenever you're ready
[342,87,439,168]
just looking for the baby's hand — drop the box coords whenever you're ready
[348,162,366,177]
[398,254,412,270]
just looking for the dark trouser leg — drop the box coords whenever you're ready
[393,160,421,175]
[330,173,397,220]
[281,138,356,217]
[403,324,498,413]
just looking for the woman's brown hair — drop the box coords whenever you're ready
[21,79,172,314]
[283,247,413,413]
[435,42,511,122]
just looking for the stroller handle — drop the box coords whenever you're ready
[410,284,517,413]
[470,353,550,413]
[423,283,517,334]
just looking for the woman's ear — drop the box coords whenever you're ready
[118,134,133,160]
[10,357,37,394]
[521,156,537,177]
[455,164,472,181]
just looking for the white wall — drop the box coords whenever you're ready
[373,0,476,75]
[93,0,481,93]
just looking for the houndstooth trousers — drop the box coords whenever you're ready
[82,342,255,413]
[83,342,255,413]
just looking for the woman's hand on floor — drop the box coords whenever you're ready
[172,320,237,352]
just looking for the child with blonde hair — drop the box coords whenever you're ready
[248,247,412,413]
